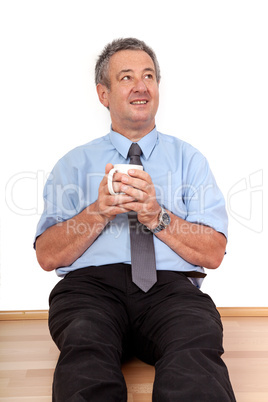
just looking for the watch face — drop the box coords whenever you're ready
[151,207,171,233]
[162,212,171,226]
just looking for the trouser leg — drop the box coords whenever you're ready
[129,272,236,402]
[48,267,130,402]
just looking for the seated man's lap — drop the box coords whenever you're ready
[48,267,222,363]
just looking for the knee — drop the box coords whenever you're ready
[57,317,95,349]
[57,316,123,356]
[168,314,223,354]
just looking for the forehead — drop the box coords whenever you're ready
[109,50,155,74]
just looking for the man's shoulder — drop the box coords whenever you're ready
[68,133,110,154]
[59,134,110,164]
[157,131,202,156]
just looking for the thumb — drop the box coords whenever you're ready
[105,163,114,174]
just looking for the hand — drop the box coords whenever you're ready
[95,164,136,222]
[118,169,161,229]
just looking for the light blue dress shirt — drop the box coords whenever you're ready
[34,127,228,287]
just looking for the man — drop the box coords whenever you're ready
[35,38,236,401]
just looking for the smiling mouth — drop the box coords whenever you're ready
[130,100,148,105]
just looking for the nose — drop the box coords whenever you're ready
[133,78,147,92]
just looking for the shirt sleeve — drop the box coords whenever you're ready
[33,158,81,248]
[183,153,228,239]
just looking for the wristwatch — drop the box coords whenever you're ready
[151,206,171,233]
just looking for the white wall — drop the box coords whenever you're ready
[1,0,267,310]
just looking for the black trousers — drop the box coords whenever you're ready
[48,264,236,402]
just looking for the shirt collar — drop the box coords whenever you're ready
[109,126,158,161]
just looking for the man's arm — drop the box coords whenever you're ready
[155,214,226,269]
[36,164,134,271]
[36,201,107,271]
[119,168,227,269]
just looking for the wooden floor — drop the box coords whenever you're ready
[0,317,268,401]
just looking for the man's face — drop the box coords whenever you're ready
[97,50,160,139]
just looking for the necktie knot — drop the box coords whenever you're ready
[128,143,142,166]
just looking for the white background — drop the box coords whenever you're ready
[0,0,267,310]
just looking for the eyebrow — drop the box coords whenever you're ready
[116,67,155,80]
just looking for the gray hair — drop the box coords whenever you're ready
[95,37,161,89]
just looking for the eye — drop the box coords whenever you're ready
[144,74,154,80]
[122,75,131,81]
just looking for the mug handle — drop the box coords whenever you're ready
[107,168,118,195]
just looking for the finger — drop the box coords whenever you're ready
[119,201,153,216]
[128,169,151,182]
[106,194,136,206]
[109,172,126,194]
[121,175,151,195]
[110,181,123,194]
[113,172,125,182]
[120,183,147,202]
[120,201,141,212]
[106,205,132,215]
[99,164,113,192]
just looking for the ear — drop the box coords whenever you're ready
[96,83,109,108]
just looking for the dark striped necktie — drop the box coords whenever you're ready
[128,143,157,292]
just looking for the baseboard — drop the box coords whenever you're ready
[0,310,49,320]
[0,307,268,321]
[218,307,268,317]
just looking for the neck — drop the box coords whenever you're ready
[111,122,155,142]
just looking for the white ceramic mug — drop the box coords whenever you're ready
[107,164,143,195]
